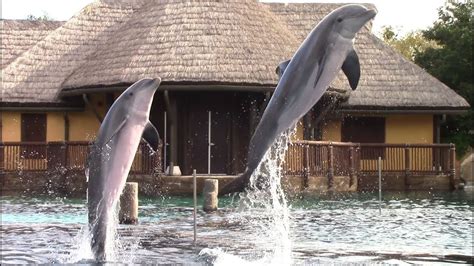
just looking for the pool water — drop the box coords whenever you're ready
[1,191,473,264]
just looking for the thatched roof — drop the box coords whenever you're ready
[0,20,63,69]
[266,3,470,111]
[1,0,470,112]
[1,1,137,103]
[62,0,298,89]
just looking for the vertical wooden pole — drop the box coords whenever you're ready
[349,146,356,187]
[449,144,456,189]
[328,143,334,190]
[303,144,310,188]
[193,169,197,244]
[404,145,410,188]
[378,156,382,215]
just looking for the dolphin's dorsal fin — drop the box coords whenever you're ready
[142,121,160,151]
[342,49,360,90]
[276,59,291,78]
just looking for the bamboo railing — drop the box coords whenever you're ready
[284,141,454,182]
[0,141,161,175]
[1,141,454,181]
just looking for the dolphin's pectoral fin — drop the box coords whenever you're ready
[142,121,160,151]
[105,116,129,144]
[342,49,360,90]
[275,59,291,78]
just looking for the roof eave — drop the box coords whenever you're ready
[0,101,84,112]
[60,82,279,97]
[339,106,470,115]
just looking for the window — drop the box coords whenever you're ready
[21,113,46,159]
[342,116,385,159]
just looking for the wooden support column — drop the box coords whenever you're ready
[164,91,178,173]
[328,143,334,190]
[449,143,456,188]
[404,145,410,187]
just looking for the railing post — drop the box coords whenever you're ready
[449,143,456,188]
[303,144,310,188]
[404,145,410,187]
[328,143,334,190]
[349,146,356,187]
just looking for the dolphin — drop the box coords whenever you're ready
[86,78,161,261]
[219,4,377,195]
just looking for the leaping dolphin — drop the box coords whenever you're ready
[86,78,161,261]
[219,4,377,195]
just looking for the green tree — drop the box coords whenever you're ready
[26,13,52,21]
[414,0,473,157]
[380,26,438,61]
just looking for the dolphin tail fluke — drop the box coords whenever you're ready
[218,169,252,196]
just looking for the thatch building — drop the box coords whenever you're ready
[1,0,469,176]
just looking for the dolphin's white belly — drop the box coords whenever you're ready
[103,123,145,208]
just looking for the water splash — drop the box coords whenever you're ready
[64,203,134,263]
[202,128,295,265]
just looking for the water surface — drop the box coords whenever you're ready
[1,191,473,264]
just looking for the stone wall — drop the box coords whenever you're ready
[1,171,456,197]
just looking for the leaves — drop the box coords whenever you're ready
[415,1,474,157]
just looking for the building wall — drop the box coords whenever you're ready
[46,112,65,141]
[68,94,106,141]
[385,114,433,144]
[322,119,341,142]
[1,112,21,142]
[320,114,433,144]
[291,121,305,141]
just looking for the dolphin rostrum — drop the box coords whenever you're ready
[86,78,161,261]
[219,4,377,195]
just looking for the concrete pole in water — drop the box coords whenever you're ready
[203,179,218,212]
[193,169,197,245]
[119,182,138,224]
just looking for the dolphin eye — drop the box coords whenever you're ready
[129,92,134,96]
[337,17,343,23]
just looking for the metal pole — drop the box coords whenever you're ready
[208,111,211,175]
[164,111,167,173]
[193,169,197,244]
[378,156,382,215]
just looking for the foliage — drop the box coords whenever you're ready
[380,26,438,61]
[26,13,52,21]
[414,0,473,157]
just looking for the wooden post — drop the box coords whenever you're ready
[119,182,138,224]
[203,179,218,212]
[449,144,456,188]
[328,143,334,190]
[303,144,310,188]
[193,169,197,244]
[349,146,356,188]
[404,145,410,187]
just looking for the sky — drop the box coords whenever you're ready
[1,0,446,35]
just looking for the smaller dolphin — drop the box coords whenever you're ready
[87,78,161,261]
[219,5,377,195]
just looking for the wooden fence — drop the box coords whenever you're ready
[1,141,454,180]
[284,141,455,180]
[0,141,161,175]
